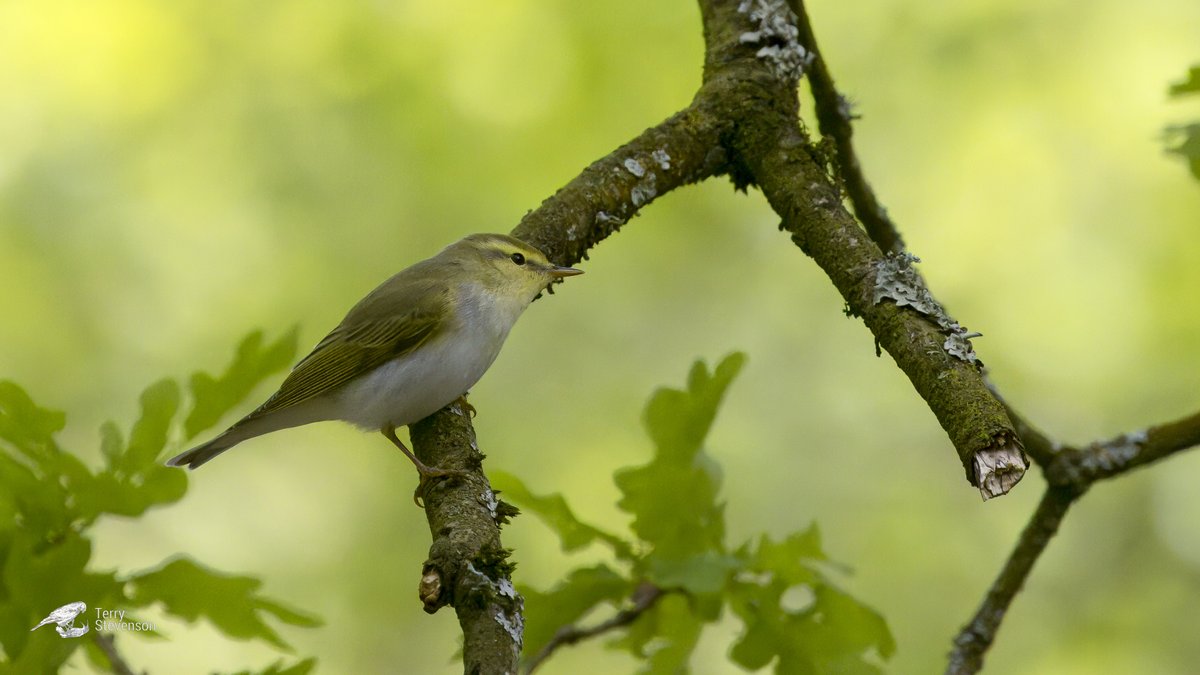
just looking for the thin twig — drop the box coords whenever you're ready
[1046,409,1200,487]
[947,407,1200,672]
[787,0,905,253]
[946,486,1076,675]
[92,632,139,675]
[525,583,666,674]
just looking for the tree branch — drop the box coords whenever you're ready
[408,95,729,673]
[406,0,1179,669]
[987,382,1060,468]
[1044,409,1200,488]
[524,583,666,674]
[947,406,1200,672]
[512,101,730,265]
[946,486,1076,675]
[786,0,905,253]
[410,400,523,675]
[695,0,1026,498]
[92,632,139,675]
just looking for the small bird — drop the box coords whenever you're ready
[167,234,582,502]
[31,602,89,638]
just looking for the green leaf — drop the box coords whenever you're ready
[0,381,65,458]
[752,525,826,587]
[613,593,703,674]
[99,422,124,464]
[1166,123,1200,181]
[647,551,740,596]
[1169,65,1200,97]
[521,564,634,662]
[0,452,71,536]
[806,585,896,662]
[645,353,746,461]
[254,599,323,629]
[72,379,188,519]
[0,533,126,665]
[615,458,724,559]
[121,379,181,472]
[185,330,298,440]
[492,470,634,560]
[727,526,893,674]
[614,353,745,560]
[2,628,78,675]
[220,657,319,675]
[74,465,188,519]
[728,575,893,673]
[128,557,322,651]
[0,334,317,672]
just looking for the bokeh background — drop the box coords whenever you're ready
[2,0,1199,672]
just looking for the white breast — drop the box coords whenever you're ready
[331,286,524,430]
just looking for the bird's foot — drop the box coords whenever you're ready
[453,395,476,418]
[413,464,471,508]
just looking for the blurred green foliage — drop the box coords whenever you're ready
[501,354,893,673]
[1166,65,1200,180]
[0,332,317,674]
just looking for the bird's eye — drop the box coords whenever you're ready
[510,252,526,266]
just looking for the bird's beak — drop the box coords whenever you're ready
[549,265,584,278]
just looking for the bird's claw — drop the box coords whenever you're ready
[453,395,477,418]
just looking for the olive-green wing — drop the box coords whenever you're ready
[245,309,441,420]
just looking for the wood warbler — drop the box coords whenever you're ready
[166,233,583,502]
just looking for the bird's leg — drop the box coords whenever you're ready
[381,424,468,507]
[453,394,476,418]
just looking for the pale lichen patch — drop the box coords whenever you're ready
[737,0,811,80]
[481,489,499,520]
[652,148,672,170]
[630,171,658,207]
[873,252,982,366]
[1084,429,1148,473]
[494,605,524,651]
[595,211,626,227]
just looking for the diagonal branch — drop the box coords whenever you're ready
[524,583,666,673]
[92,632,139,675]
[1045,409,1200,487]
[696,0,1026,499]
[786,0,904,253]
[946,486,1076,675]
[512,103,730,265]
[948,406,1200,673]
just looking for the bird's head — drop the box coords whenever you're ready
[448,233,583,305]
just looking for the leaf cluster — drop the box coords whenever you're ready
[0,331,318,674]
[1166,65,1200,181]
[497,353,894,674]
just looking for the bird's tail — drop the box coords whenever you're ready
[166,432,243,469]
[165,403,323,469]
[165,417,272,469]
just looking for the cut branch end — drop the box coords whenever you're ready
[974,440,1030,500]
